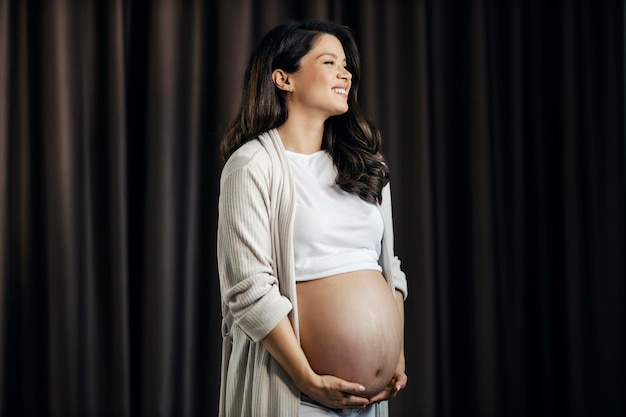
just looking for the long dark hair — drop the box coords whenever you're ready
[220,19,389,204]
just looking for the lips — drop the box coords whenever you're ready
[332,87,349,96]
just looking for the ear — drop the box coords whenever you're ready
[272,69,293,92]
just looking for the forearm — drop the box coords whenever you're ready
[395,290,406,367]
[261,316,317,390]
[262,315,370,408]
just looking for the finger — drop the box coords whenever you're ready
[393,380,407,394]
[339,394,370,408]
[368,393,386,403]
[346,383,367,395]
[368,387,394,403]
[333,379,367,396]
[386,372,407,394]
[395,372,408,389]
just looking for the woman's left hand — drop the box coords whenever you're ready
[367,361,407,403]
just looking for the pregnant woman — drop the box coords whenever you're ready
[217,19,408,417]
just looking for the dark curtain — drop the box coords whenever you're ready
[1,1,624,417]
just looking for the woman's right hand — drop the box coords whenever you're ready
[261,318,370,410]
[300,373,371,410]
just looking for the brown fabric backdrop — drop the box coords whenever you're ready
[1,1,625,416]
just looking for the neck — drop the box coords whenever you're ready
[277,113,325,154]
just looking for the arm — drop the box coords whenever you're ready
[218,163,292,342]
[394,289,407,390]
[262,317,371,410]
[395,289,406,382]
[219,157,370,409]
[368,290,408,403]
[369,183,409,402]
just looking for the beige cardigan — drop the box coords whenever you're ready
[217,129,407,417]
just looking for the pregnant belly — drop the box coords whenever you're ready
[296,270,402,397]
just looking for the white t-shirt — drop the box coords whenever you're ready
[285,149,383,281]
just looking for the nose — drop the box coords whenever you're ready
[339,67,352,81]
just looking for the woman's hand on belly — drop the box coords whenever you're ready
[261,317,371,410]
[303,373,372,410]
[367,354,408,404]
[297,271,404,397]
[369,289,407,403]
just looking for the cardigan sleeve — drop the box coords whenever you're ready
[381,182,408,300]
[217,161,293,343]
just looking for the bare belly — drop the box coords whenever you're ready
[297,270,402,397]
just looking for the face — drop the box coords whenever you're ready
[288,34,353,119]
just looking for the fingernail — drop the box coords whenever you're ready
[359,385,366,392]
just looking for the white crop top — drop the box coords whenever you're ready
[285,149,384,281]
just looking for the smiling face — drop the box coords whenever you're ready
[288,34,353,120]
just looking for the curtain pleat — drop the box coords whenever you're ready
[1,1,624,417]
[0,0,8,411]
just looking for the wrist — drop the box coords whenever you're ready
[397,353,406,371]
[292,366,319,393]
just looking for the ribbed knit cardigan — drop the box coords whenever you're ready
[217,129,407,417]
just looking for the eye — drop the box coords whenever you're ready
[324,61,335,65]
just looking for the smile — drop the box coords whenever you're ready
[332,88,348,95]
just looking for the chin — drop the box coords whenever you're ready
[323,105,349,119]
[334,106,349,116]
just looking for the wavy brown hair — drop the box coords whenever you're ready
[220,19,389,204]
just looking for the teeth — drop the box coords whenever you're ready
[333,88,347,95]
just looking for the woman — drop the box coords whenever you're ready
[217,19,408,417]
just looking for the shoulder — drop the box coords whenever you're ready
[382,182,393,202]
[219,130,288,193]
[222,130,285,174]
[222,138,272,175]
[379,182,395,222]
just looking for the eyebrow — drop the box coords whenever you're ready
[316,52,347,61]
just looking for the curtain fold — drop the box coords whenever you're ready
[1,1,625,417]
[1,0,131,415]
[0,0,8,412]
